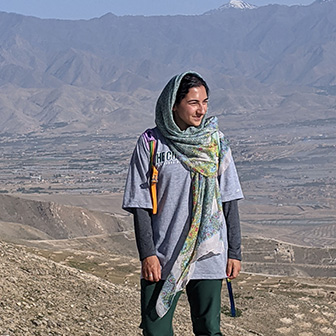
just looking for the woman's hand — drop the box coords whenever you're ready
[142,255,161,282]
[226,258,241,280]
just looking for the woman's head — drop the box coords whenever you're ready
[173,73,209,131]
[174,73,209,107]
[155,71,210,134]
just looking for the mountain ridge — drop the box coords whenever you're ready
[0,3,336,135]
[1,3,336,90]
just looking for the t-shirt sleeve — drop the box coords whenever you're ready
[122,135,153,211]
[218,150,244,202]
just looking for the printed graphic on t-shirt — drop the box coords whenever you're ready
[155,150,179,167]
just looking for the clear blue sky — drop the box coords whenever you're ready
[0,0,315,19]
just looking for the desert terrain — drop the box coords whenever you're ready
[1,238,336,336]
[1,2,336,335]
[0,191,335,335]
[0,99,335,334]
[0,92,335,334]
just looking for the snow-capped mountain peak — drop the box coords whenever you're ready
[220,0,257,10]
[203,0,257,15]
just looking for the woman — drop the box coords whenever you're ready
[123,72,243,336]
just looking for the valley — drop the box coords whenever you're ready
[0,2,336,334]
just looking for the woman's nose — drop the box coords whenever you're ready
[198,103,207,114]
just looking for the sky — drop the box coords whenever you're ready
[0,0,316,19]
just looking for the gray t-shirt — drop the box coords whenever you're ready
[123,127,243,280]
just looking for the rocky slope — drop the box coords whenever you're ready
[1,239,335,336]
[0,194,335,335]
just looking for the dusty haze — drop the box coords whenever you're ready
[0,1,335,335]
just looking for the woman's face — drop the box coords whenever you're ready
[173,85,208,131]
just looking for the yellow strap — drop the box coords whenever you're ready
[149,140,158,214]
[151,166,158,214]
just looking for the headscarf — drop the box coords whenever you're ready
[155,71,231,317]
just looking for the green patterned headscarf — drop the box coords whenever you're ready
[155,72,231,317]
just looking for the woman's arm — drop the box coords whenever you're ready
[223,200,242,279]
[131,208,161,282]
[132,208,155,260]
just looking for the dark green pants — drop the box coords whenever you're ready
[140,279,223,336]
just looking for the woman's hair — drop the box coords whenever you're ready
[174,73,209,106]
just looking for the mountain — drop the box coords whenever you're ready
[2,2,335,90]
[223,0,257,9]
[0,7,335,335]
[211,0,257,11]
[0,2,336,135]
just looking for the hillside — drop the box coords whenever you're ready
[1,239,335,336]
[0,194,131,240]
[0,194,335,278]
[0,3,335,333]
[0,191,334,335]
